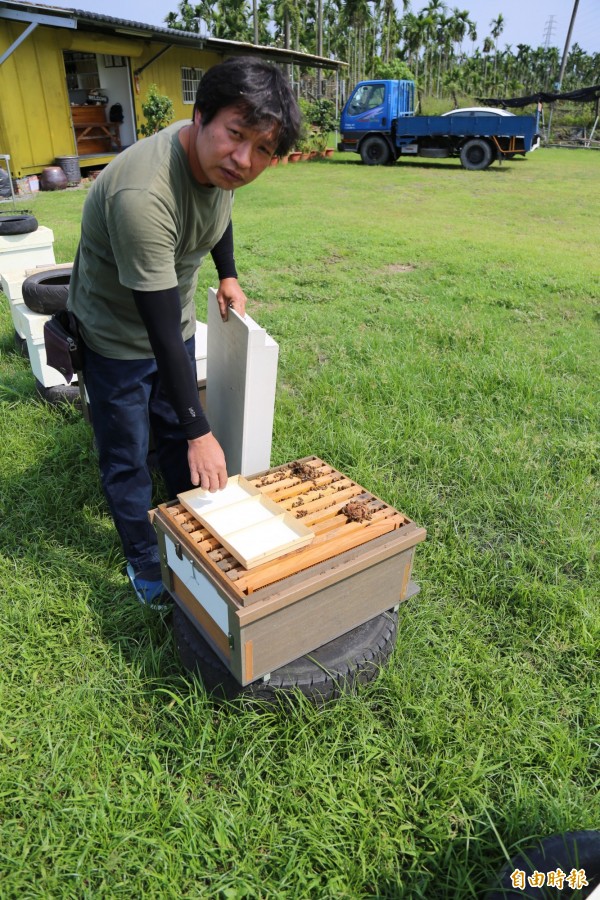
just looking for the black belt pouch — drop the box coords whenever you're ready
[43,310,84,384]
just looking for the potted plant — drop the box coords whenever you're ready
[298,138,312,161]
[313,129,330,157]
[306,98,337,159]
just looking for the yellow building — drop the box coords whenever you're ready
[0,0,344,179]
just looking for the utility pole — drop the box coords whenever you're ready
[556,0,580,89]
[316,0,323,97]
[547,0,580,141]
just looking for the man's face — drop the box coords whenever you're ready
[191,105,278,189]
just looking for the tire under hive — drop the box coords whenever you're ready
[152,457,426,689]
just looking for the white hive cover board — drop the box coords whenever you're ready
[177,475,314,570]
[205,287,278,477]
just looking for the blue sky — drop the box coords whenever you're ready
[74,0,600,55]
[411,0,600,55]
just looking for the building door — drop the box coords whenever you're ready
[63,51,136,156]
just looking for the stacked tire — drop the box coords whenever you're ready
[0,213,38,235]
[21,265,80,406]
[22,267,72,315]
[173,603,399,706]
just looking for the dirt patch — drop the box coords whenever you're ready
[385,263,415,273]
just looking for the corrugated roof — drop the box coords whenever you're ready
[69,5,207,40]
[0,0,346,68]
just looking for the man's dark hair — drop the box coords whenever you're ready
[193,56,301,157]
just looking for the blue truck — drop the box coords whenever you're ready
[338,79,541,170]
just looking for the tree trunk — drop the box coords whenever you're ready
[316,0,323,95]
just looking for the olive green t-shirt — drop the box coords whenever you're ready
[68,121,233,359]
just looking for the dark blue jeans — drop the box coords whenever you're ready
[83,339,196,574]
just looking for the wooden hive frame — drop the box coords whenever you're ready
[152,457,425,607]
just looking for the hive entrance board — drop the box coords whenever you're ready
[177,475,314,569]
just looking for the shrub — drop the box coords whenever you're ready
[138,84,174,137]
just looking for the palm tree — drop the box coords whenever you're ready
[435,13,453,97]
[400,12,423,83]
[165,0,215,33]
[213,0,253,40]
[482,34,494,93]
[450,8,471,56]
[381,0,404,63]
[467,19,477,54]
[490,13,505,89]
[273,0,301,50]
[342,0,373,84]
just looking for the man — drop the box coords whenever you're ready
[68,57,301,608]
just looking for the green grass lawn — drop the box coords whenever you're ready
[0,148,598,898]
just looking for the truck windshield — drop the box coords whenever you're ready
[347,84,385,117]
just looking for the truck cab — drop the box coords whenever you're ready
[339,80,414,164]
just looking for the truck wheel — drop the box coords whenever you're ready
[360,136,391,166]
[460,139,493,170]
[173,603,398,706]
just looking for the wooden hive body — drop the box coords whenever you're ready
[151,458,426,685]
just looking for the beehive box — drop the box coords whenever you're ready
[151,457,426,685]
[0,226,55,273]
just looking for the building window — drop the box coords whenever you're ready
[64,51,100,91]
[181,67,203,104]
[103,55,126,68]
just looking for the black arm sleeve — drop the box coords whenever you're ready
[132,286,210,441]
[210,219,238,280]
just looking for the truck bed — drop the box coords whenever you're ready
[394,113,538,148]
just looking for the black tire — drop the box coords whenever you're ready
[173,604,399,705]
[14,330,29,359]
[486,831,600,899]
[34,378,81,407]
[360,136,391,166]
[0,213,38,236]
[460,138,493,170]
[22,267,72,315]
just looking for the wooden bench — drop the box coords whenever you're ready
[71,105,120,155]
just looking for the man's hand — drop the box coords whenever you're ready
[188,432,227,492]
[216,278,247,321]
